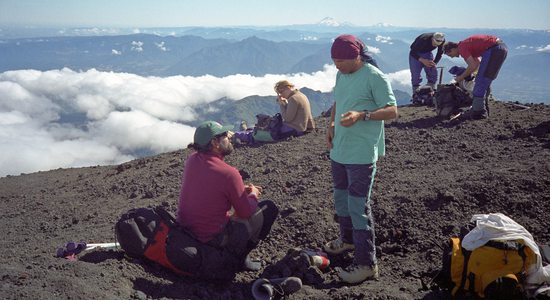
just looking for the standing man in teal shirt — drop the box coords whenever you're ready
[324,34,398,284]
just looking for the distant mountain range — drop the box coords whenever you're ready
[1,25,549,104]
[190,87,410,130]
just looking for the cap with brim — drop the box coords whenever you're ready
[194,121,234,147]
[433,32,445,45]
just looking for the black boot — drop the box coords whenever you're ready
[461,96,488,120]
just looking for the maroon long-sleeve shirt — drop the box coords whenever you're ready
[176,152,258,243]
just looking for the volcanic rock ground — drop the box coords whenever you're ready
[1,101,549,300]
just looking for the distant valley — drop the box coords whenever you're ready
[1,25,549,104]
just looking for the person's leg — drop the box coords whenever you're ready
[483,43,508,80]
[422,52,437,86]
[253,200,279,241]
[222,201,279,270]
[337,163,379,283]
[346,163,377,267]
[219,200,279,257]
[331,159,350,219]
[409,54,423,94]
[277,123,299,140]
[233,129,253,144]
[324,160,355,254]
[466,49,497,119]
[229,200,279,246]
[473,50,493,99]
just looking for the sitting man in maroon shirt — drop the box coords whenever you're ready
[177,121,279,272]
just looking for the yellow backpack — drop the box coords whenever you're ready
[442,237,537,299]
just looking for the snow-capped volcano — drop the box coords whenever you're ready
[317,17,354,27]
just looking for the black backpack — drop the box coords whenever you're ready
[255,113,283,140]
[412,85,436,106]
[115,206,242,280]
[435,84,473,118]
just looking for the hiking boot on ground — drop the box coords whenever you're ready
[460,96,489,120]
[270,277,302,295]
[323,238,355,255]
[336,263,379,284]
[251,277,302,299]
[460,108,488,120]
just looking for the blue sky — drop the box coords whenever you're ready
[1,0,549,30]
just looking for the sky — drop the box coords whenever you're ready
[1,0,550,30]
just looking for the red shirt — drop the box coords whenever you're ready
[458,35,499,59]
[176,152,258,243]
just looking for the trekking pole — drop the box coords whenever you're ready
[437,66,445,85]
[85,242,120,251]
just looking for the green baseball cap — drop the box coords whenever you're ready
[193,121,234,146]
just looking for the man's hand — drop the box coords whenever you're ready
[245,183,262,198]
[340,111,362,127]
[419,57,436,68]
[326,122,334,149]
[454,75,465,83]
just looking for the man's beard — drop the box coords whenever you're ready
[220,142,234,156]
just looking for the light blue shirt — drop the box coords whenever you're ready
[330,64,396,164]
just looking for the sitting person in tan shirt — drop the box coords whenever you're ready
[274,80,315,138]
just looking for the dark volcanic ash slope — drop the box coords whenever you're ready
[0,101,549,300]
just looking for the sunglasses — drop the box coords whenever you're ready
[215,131,228,139]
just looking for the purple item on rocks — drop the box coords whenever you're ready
[56,240,87,259]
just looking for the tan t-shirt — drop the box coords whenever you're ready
[279,89,315,132]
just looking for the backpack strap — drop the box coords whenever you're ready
[517,243,528,282]
[540,244,550,264]
[485,240,520,251]
[153,206,177,227]
[467,272,476,295]
[459,247,472,293]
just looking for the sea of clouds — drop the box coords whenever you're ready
[0,66,411,177]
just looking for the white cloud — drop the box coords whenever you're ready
[0,117,133,176]
[0,65,407,177]
[300,35,319,41]
[155,42,168,51]
[112,49,122,55]
[536,44,550,52]
[72,28,121,36]
[0,80,60,123]
[90,110,195,153]
[0,111,29,125]
[386,69,412,91]
[74,94,114,120]
[367,46,381,54]
[131,41,143,52]
[375,35,393,44]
